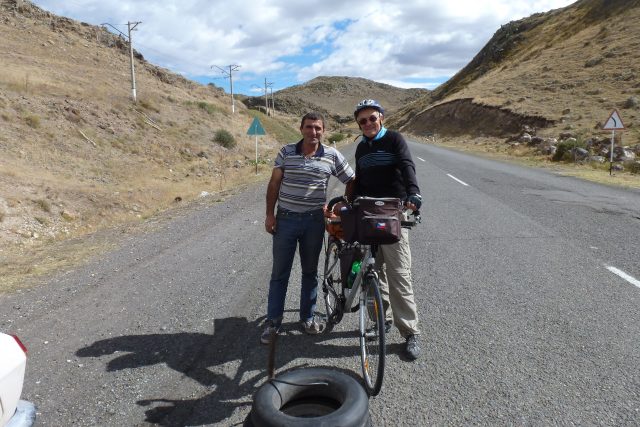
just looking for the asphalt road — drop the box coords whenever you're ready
[2,141,639,426]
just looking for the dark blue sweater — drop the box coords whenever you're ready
[354,129,420,199]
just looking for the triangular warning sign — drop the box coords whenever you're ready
[602,109,625,130]
[247,117,266,135]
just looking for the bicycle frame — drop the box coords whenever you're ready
[323,240,377,311]
[342,244,376,310]
[322,237,386,395]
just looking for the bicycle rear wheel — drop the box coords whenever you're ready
[359,274,385,396]
[323,239,343,331]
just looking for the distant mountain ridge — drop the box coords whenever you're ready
[242,76,429,124]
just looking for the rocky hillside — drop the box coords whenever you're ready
[390,0,640,152]
[0,0,300,287]
[242,76,428,124]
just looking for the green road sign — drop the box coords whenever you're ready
[247,117,266,135]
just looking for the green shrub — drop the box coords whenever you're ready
[213,129,236,149]
[35,199,51,213]
[625,160,640,174]
[327,133,346,144]
[24,114,40,128]
[197,101,218,115]
[249,157,269,166]
[138,98,160,113]
[552,138,586,162]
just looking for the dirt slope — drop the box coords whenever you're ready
[390,0,640,144]
[0,0,301,288]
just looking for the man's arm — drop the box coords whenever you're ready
[344,178,356,202]
[331,146,357,202]
[265,167,284,234]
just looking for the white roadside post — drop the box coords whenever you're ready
[601,109,625,176]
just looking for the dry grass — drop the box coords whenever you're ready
[418,135,640,189]
[0,3,299,291]
[0,229,120,293]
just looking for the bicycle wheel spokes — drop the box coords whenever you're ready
[359,275,385,396]
[323,240,343,329]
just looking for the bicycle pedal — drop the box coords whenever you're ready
[364,330,378,341]
[350,305,360,313]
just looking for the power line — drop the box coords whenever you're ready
[101,21,141,103]
[264,78,273,116]
[269,85,276,117]
[212,64,240,114]
[127,21,142,103]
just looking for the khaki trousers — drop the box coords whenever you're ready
[375,227,420,337]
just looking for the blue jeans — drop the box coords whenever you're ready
[267,208,325,326]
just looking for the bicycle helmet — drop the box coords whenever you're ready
[354,99,384,118]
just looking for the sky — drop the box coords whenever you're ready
[32,0,575,96]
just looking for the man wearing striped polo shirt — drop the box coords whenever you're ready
[261,112,355,344]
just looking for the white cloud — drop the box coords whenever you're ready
[31,0,575,93]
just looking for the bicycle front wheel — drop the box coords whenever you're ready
[359,273,385,396]
[323,238,343,331]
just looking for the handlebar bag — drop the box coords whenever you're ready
[353,197,402,245]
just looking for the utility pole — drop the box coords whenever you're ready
[212,65,240,113]
[101,22,140,103]
[269,86,276,116]
[264,78,273,116]
[127,21,141,103]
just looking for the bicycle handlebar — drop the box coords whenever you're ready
[327,196,421,226]
[327,196,347,212]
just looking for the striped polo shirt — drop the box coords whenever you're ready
[275,140,354,212]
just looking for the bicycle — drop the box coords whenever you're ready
[322,196,420,396]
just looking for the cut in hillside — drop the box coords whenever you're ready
[0,0,300,287]
[390,0,640,147]
[242,76,429,124]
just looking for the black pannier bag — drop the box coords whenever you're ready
[341,197,403,245]
[339,207,358,243]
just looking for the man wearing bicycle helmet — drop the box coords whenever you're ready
[262,111,355,345]
[352,99,423,360]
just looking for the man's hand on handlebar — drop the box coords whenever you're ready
[405,194,422,211]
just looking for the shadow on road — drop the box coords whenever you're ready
[76,315,364,425]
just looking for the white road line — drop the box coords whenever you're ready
[606,265,640,288]
[447,174,469,186]
[416,156,425,162]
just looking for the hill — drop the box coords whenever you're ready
[242,76,429,124]
[0,0,301,288]
[390,0,640,150]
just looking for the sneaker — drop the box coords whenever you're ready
[260,322,280,345]
[405,334,420,360]
[301,316,325,335]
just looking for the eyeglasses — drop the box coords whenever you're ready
[357,115,380,126]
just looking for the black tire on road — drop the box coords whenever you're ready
[249,368,370,427]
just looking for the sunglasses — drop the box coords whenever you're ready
[357,114,380,126]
